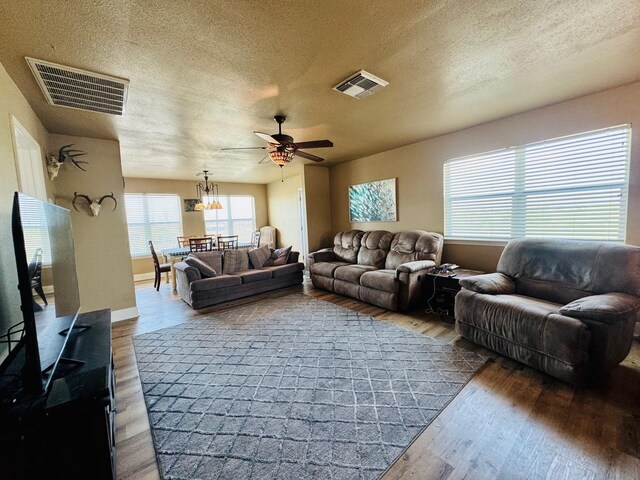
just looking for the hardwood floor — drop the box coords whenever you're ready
[114,280,640,480]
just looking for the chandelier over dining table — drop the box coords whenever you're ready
[195,170,222,211]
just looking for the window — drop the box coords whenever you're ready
[444,125,630,242]
[204,196,256,242]
[125,194,182,257]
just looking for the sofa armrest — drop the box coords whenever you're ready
[560,293,640,324]
[308,249,336,265]
[395,260,435,277]
[287,251,300,264]
[174,261,202,282]
[459,273,516,295]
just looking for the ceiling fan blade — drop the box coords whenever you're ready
[292,140,333,149]
[254,132,281,145]
[258,155,271,165]
[295,150,325,162]
[220,146,267,151]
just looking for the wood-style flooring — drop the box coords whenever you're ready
[114,280,640,480]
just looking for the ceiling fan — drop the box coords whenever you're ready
[221,114,333,167]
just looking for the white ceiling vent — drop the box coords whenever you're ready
[26,57,129,116]
[333,70,389,99]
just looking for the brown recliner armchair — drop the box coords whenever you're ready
[454,237,640,386]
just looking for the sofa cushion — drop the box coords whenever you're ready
[264,246,292,266]
[360,269,399,293]
[236,269,272,283]
[261,262,304,278]
[191,251,223,273]
[248,245,271,269]
[385,231,443,270]
[223,250,249,274]
[333,230,364,263]
[334,264,377,284]
[497,237,640,298]
[190,275,242,292]
[310,261,350,277]
[357,231,393,268]
[184,255,217,278]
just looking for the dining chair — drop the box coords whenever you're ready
[149,240,171,291]
[28,248,47,306]
[177,236,193,247]
[217,235,238,250]
[189,237,214,252]
[250,230,261,249]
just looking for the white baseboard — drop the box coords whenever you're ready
[111,306,139,323]
[134,272,156,282]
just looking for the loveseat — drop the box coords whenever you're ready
[174,249,304,309]
[454,237,640,386]
[308,230,443,311]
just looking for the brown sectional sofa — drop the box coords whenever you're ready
[454,238,640,386]
[309,230,444,311]
[174,250,304,309]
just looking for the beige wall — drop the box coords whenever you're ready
[303,165,333,254]
[0,63,51,361]
[330,81,640,272]
[49,134,136,314]
[266,175,302,253]
[125,177,268,274]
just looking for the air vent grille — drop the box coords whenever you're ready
[333,70,388,99]
[26,57,129,116]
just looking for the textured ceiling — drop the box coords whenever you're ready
[1,0,639,184]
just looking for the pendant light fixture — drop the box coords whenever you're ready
[195,170,222,211]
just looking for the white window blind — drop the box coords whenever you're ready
[19,195,52,265]
[444,125,631,242]
[125,194,183,257]
[204,195,256,242]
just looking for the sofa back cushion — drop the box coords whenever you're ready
[385,231,444,270]
[222,250,249,274]
[357,231,393,268]
[190,251,223,274]
[497,238,640,303]
[333,230,364,263]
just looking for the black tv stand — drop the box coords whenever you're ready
[0,309,115,479]
[58,323,92,335]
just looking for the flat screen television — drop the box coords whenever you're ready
[7,192,81,395]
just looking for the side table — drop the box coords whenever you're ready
[424,268,484,323]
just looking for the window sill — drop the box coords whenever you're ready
[444,239,508,247]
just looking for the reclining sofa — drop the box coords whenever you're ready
[309,230,443,312]
[455,238,640,386]
[174,250,303,309]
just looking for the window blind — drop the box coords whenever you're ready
[204,195,256,242]
[444,125,630,242]
[125,194,182,257]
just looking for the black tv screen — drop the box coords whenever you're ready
[11,192,80,394]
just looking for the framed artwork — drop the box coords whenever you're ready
[348,178,397,222]
[184,199,200,212]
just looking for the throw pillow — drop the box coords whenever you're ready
[223,250,249,274]
[184,256,218,278]
[248,245,271,269]
[264,246,292,266]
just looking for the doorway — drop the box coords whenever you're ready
[297,188,308,266]
[11,115,47,200]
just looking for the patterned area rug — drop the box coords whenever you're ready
[133,293,486,480]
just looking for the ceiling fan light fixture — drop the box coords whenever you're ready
[269,148,295,166]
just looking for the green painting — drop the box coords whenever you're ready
[348,178,397,222]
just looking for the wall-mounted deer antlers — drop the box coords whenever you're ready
[72,192,117,217]
[47,144,89,180]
